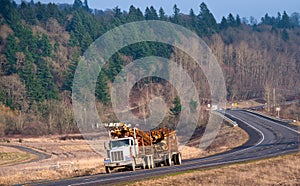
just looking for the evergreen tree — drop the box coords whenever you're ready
[198,2,218,34]
[83,0,90,12]
[0,0,21,26]
[145,6,158,20]
[104,53,123,81]
[227,13,236,27]
[172,4,180,24]
[189,8,198,31]
[38,34,53,57]
[236,14,241,26]
[63,53,79,91]
[95,71,109,104]
[159,7,167,21]
[36,58,59,100]
[281,29,289,41]
[280,11,291,28]
[290,12,300,27]
[170,96,181,116]
[220,16,228,29]
[73,0,83,9]
[5,34,19,74]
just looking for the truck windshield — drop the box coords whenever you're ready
[110,139,130,148]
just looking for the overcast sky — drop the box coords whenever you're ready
[17,0,300,22]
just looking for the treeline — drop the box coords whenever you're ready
[0,0,299,136]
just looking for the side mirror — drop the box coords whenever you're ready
[104,142,107,150]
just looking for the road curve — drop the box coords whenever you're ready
[31,110,299,186]
[0,144,51,165]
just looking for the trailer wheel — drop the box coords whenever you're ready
[141,160,146,169]
[175,153,182,165]
[105,166,111,174]
[150,156,155,169]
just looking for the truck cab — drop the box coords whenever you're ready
[104,137,143,173]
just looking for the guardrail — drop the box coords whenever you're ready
[246,109,296,123]
[212,111,238,127]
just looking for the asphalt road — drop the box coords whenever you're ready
[31,110,299,186]
[1,144,51,165]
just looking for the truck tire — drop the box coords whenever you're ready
[130,162,136,171]
[145,156,152,169]
[141,160,146,169]
[175,153,182,165]
[105,166,111,174]
[150,156,155,169]
[165,154,172,166]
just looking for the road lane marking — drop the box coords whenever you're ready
[247,112,300,134]
[225,112,265,151]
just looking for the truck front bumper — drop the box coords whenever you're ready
[104,160,134,168]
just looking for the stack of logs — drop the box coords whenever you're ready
[106,123,175,146]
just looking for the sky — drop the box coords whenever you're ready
[17,0,300,22]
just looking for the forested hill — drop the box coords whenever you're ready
[0,0,299,136]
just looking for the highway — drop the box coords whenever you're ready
[31,110,299,186]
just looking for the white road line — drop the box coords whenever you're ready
[182,112,266,163]
[71,174,134,186]
[247,112,300,134]
[224,113,265,154]
[70,111,292,186]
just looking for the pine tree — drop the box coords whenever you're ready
[5,35,19,74]
[95,71,109,104]
[73,0,83,9]
[159,7,167,21]
[227,13,236,27]
[36,58,59,100]
[198,2,218,34]
[280,11,291,29]
[170,96,181,116]
[172,4,180,24]
[281,29,289,41]
[236,15,241,26]
[220,16,228,29]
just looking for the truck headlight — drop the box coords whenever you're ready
[125,156,133,161]
[104,158,111,164]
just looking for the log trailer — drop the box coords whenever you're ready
[103,123,182,173]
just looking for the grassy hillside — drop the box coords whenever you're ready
[0,0,299,136]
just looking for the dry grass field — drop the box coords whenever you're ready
[0,146,37,166]
[131,152,300,186]
[0,123,248,185]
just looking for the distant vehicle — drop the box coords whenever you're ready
[103,123,182,173]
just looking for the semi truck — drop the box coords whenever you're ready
[103,123,182,173]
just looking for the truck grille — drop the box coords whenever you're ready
[111,151,124,162]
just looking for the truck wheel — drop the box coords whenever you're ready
[145,156,151,169]
[141,160,146,169]
[105,166,111,174]
[175,153,182,165]
[130,162,136,171]
[166,154,172,166]
[150,156,155,169]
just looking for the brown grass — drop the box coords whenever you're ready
[0,137,104,185]
[181,125,249,160]
[0,124,248,185]
[0,145,37,166]
[131,152,300,186]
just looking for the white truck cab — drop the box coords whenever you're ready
[104,136,146,173]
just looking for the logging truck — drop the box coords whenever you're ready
[103,123,182,173]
